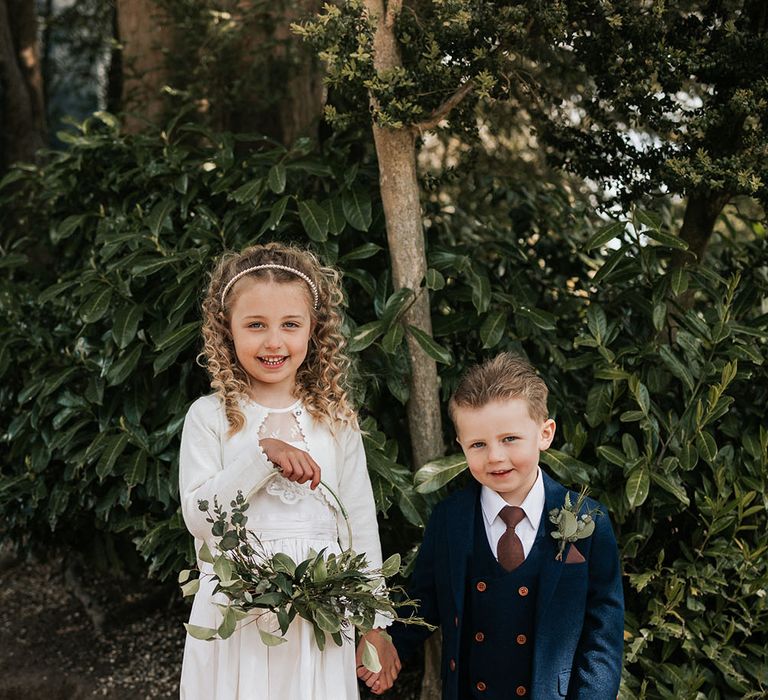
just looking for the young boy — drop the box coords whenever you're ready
[388,352,624,699]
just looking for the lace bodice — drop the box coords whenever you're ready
[252,400,331,509]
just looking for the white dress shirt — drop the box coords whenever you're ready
[480,468,545,561]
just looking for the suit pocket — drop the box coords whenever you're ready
[558,670,571,696]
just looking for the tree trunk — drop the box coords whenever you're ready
[672,189,731,268]
[364,2,444,698]
[0,0,46,169]
[116,0,174,133]
[270,0,324,145]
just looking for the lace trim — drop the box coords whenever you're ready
[291,406,340,516]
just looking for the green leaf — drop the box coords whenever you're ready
[347,321,384,352]
[259,629,288,646]
[696,431,718,464]
[38,280,79,304]
[632,381,651,414]
[313,607,342,633]
[145,197,176,236]
[218,607,237,639]
[397,488,424,527]
[625,467,650,508]
[268,163,286,194]
[93,433,129,481]
[52,214,88,243]
[652,302,667,331]
[181,578,200,597]
[585,220,624,250]
[381,322,404,355]
[324,197,346,235]
[259,195,290,234]
[214,556,234,583]
[407,325,452,364]
[198,542,215,564]
[670,268,689,296]
[272,552,297,576]
[362,640,382,673]
[596,445,626,468]
[342,190,372,231]
[298,199,329,242]
[540,449,593,483]
[231,178,263,204]
[587,305,607,342]
[643,228,688,251]
[154,321,199,353]
[106,344,143,386]
[380,553,401,578]
[468,269,491,313]
[80,287,113,323]
[414,454,468,493]
[678,444,699,470]
[658,346,695,392]
[480,310,506,348]
[517,306,556,331]
[634,208,661,232]
[112,305,143,349]
[592,247,626,285]
[184,624,218,640]
[651,472,690,507]
[340,243,381,262]
[425,268,445,291]
[124,450,148,487]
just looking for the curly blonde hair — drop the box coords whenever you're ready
[200,242,355,435]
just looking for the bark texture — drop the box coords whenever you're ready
[365,0,444,473]
[0,0,46,169]
[365,2,445,698]
[673,189,731,268]
[116,0,174,133]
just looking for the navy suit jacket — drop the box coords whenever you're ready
[392,472,624,700]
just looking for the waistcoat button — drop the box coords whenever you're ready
[449,659,456,672]
[476,681,487,691]
[516,686,527,696]
[516,634,527,645]
[476,581,487,592]
[474,632,485,642]
[518,585,529,596]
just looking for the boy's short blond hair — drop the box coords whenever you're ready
[448,352,550,425]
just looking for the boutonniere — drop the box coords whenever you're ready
[548,485,601,561]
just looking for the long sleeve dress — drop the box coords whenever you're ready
[178,394,386,700]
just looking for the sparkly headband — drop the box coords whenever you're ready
[220,263,319,309]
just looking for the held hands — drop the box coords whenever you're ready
[259,438,321,490]
[356,629,401,695]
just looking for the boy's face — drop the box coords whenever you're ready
[454,398,556,506]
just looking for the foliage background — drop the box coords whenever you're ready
[2,1,768,699]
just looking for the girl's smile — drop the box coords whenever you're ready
[228,278,313,405]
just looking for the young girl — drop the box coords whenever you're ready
[178,242,396,699]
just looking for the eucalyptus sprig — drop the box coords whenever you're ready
[548,485,602,561]
[179,490,431,671]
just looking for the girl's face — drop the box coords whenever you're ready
[228,278,313,402]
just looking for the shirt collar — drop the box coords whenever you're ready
[481,468,544,531]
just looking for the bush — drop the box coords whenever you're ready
[2,112,767,698]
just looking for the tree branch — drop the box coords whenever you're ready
[412,79,474,133]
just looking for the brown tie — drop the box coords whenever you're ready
[497,505,526,572]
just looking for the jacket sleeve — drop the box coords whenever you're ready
[390,503,443,662]
[568,505,624,700]
[178,397,275,544]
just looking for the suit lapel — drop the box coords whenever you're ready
[535,472,568,622]
[446,483,478,615]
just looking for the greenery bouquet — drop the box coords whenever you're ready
[178,488,429,671]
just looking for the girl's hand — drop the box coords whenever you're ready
[356,629,401,695]
[260,438,321,489]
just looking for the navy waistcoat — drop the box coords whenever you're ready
[461,499,548,699]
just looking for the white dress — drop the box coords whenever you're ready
[179,398,383,700]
